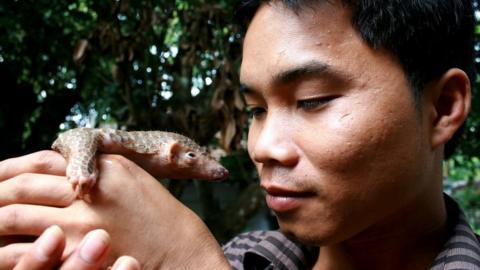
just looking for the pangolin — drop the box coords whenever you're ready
[52,128,229,198]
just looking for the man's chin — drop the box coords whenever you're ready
[277,222,335,247]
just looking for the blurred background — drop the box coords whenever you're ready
[0,0,478,242]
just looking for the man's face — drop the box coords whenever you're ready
[241,2,435,245]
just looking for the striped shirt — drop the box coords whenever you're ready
[223,195,480,269]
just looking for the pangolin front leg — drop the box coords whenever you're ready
[52,128,101,197]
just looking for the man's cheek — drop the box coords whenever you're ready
[306,125,386,174]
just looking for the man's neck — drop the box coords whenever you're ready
[313,188,448,270]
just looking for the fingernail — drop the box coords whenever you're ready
[79,230,110,263]
[111,260,129,270]
[112,257,141,270]
[113,262,133,270]
[35,225,62,261]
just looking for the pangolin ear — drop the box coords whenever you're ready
[166,141,180,163]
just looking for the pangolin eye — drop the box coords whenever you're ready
[186,152,196,159]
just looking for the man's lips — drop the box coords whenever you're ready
[262,185,313,212]
[263,185,311,197]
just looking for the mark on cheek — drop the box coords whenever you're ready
[340,113,351,121]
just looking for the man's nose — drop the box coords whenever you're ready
[250,115,299,167]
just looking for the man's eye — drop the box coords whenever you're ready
[246,107,266,118]
[297,96,337,110]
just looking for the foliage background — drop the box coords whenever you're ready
[0,0,478,241]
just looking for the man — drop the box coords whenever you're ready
[0,0,479,269]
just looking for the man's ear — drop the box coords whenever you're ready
[429,68,471,149]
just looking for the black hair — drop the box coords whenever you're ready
[237,0,476,158]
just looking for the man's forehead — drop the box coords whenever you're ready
[239,1,356,88]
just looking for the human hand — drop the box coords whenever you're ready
[0,151,229,269]
[5,225,140,270]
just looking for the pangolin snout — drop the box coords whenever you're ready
[213,167,229,181]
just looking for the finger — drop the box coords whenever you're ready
[110,256,141,270]
[0,243,31,270]
[0,204,73,236]
[0,151,67,182]
[59,229,111,270]
[0,173,75,207]
[13,225,65,270]
[0,173,76,207]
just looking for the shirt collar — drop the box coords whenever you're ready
[431,194,480,269]
[243,230,318,270]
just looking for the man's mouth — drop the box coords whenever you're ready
[262,185,313,212]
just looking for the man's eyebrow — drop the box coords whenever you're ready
[240,60,345,94]
[240,83,254,95]
[273,61,331,85]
